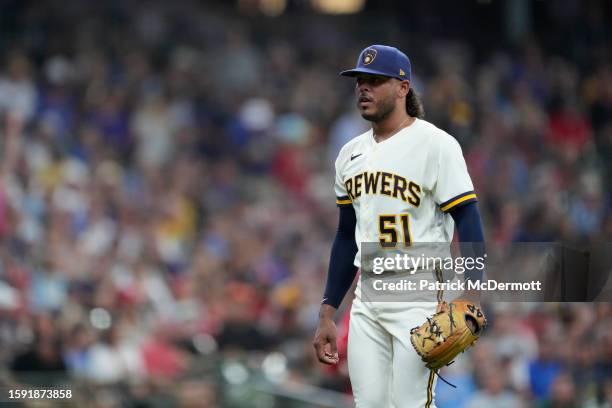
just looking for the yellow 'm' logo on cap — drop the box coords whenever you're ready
[362,49,377,65]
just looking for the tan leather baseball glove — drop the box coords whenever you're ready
[410,300,487,370]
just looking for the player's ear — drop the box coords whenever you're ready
[397,80,410,98]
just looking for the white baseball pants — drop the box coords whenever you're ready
[347,296,439,408]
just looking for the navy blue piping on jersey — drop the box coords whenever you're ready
[322,205,358,308]
[336,195,352,207]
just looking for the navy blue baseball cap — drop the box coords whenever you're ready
[340,44,411,82]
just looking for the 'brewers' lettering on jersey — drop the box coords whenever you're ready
[344,171,422,207]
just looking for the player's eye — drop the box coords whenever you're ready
[356,76,386,87]
[356,76,375,86]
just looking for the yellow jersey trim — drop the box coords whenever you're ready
[440,193,477,212]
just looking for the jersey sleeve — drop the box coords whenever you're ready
[334,152,352,207]
[434,136,477,213]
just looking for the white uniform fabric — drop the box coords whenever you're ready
[349,296,438,407]
[334,118,476,408]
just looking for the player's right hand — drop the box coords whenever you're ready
[313,316,339,365]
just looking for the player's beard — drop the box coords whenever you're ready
[359,93,396,123]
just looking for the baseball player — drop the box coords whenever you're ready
[313,45,486,408]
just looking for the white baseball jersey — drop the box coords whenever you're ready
[334,118,477,267]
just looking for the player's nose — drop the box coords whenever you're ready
[356,83,372,97]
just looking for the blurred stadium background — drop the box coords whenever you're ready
[0,0,610,407]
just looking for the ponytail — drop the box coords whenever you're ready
[406,88,424,119]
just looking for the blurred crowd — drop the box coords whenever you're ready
[0,1,610,407]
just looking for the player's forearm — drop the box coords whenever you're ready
[450,201,485,283]
[322,234,358,309]
[321,206,358,310]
